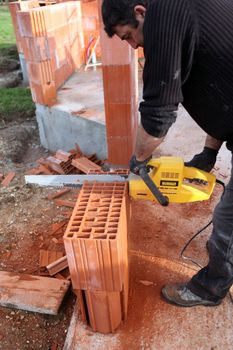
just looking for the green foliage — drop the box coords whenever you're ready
[0,88,35,122]
[0,7,35,123]
[0,5,16,47]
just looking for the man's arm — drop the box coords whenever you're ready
[135,123,164,161]
[204,135,223,150]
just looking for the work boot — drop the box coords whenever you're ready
[161,283,222,307]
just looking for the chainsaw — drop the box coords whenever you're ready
[25,156,216,206]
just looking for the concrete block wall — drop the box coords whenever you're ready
[64,182,129,333]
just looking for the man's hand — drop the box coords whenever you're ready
[185,146,218,172]
[129,155,152,175]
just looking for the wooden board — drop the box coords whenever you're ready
[0,271,70,315]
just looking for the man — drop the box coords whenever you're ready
[101,0,233,307]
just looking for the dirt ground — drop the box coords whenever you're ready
[0,117,78,350]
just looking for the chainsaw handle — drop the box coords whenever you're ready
[139,167,169,206]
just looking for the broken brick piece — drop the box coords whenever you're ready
[1,172,16,187]
[37,164,53,175]
[54,199,76,208]
[0,174,4,181]
[71,157,101,174]
[55,150,73,162]
[39,250,63,268]
[47,255,68,276]
[47,188,71,201]
[45,156,65,174]
[50,220,68,235]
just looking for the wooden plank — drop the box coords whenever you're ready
[0,271,70,315]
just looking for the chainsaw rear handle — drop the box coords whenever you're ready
[139,167,169,206]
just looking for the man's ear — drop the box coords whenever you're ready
[134,5,146,19]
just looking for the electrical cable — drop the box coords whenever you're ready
[180,178,225,268]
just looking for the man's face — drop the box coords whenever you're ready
[114,5,146,49]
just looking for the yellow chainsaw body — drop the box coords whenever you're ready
[129,157,216,203]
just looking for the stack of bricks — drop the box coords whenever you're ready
[81,0,101,63]
[9,0,39,55]
[64,181,130,333]
[9,1,85,106]
[97,0,138,165]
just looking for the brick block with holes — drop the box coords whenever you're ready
[64,182,130,333]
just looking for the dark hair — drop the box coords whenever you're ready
[102,0,147,37]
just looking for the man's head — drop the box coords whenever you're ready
[101,0,147,49]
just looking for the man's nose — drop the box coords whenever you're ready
[127,39,137,49]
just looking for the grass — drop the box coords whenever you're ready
[0,88,36,122]
[0,5,16,46]
[0,5,18,59]
[0,6,35,122]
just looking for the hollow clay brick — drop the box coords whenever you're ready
[27,60,54,84]
[55,150,73,162]
[64,182,129,332]
[44,156,65,174]
[71,157,102,174]
[98,3,138,165]
[30,81,56,106]
[84,289,122,334]
[64,182,129,293]
[107,136,135,166]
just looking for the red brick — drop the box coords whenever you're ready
[84,290,122,333]
[64,182,129,292]
[54,62,73,89]
[27,60,54,84]
[47,188,71,201]
[1,172,16,187]
[107,136,135,165]
[54,199,76,208]
[39,250,63,268]
[71,157,101,174]
[102,65,134,104]
[30,81,56,106]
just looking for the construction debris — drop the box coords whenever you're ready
[0,271,70,315]
[47,188,71,200]
[39,250,64,268]
[1,172,16,187]
[47,256,68,276]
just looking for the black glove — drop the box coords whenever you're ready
[129,155,152,175]
[185,146,218,172]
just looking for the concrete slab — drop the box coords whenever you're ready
[36,68,107,159]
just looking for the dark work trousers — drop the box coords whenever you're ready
[188,155,233,302]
